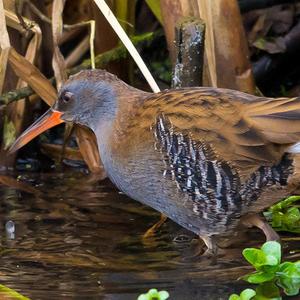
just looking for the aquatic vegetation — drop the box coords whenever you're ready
[0,284,31,300]
[264,196,300,233]
[229,288,256,300]
[230,282,283,300]
[242,241,282,284]
[137,288,169,300]
[229,241,300,299]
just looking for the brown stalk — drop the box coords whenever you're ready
[0,31,158,105]
[0,8,44,164]
[0,1,12,161]
[65,36,89,68]
[6,9,42,147]
[8,48,56,106]
[197,0,255,93]
[196,0,217,87]
[1,3,101,173]
[0,1,11,94]
[51,0,101,174]
[160,0,184,63]
[41,143,83,161]
[51,0,67,90]
[0,174,40,195]
[75,125,104,175]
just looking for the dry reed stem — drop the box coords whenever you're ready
[8,40,101,172]
[0,1,11,94]
[5,9,42,146]
[93,0,160,93]
[197,0,217,87]
[8,48,57,105]
[197,0,255,93]
[41,143,83,161]
[0,31,157,105]
[52,0,67,90]
[51,0,101,173]
[65,36,90,68]
[75,126,103,174]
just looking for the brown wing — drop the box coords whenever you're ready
[135,87,300,180]
[245,96,300,144]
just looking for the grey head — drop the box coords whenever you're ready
[54,69,126,132]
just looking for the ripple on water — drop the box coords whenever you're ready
[0,171,298,299]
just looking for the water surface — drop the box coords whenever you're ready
[0,171,299,299]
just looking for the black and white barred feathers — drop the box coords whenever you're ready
[154,114,293,218]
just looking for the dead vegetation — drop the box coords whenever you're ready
[0,0,299,173]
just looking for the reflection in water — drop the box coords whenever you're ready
[5,220,15,240]
[0,171,298,299]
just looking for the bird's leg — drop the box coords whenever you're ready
[201,235,218,256]
[183,235,219,263]
[143,213,168,238]
[242,214,280,242]
[86,170,107,183]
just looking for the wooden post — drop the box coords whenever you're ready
[172,17,205,88]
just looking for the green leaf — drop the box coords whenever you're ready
[271,196,300,211]
[261,242,281,264]
[157,291,169,299]
[285,207,300,225]
[255,282,282,300]
[0,284,31,300]
[137,288,169,300]
[265,196,300,233]
[243,248,267,269]
[277,261,300,296]
[243,271,276,284]
[233,239,300,298]
[145,0,162,24]
[240,289,256,300]
[228,289,256,300]
[243,242,281,276]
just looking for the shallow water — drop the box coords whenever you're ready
[0,170,299,299]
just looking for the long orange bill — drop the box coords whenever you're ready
[9,109,64,153]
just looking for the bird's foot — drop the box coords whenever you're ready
[183,235,222,264]
[142,214,167,239]
[86,170,107,183]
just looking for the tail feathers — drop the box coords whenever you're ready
[245,96,300,145]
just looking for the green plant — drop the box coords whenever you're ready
[264,196,300,233]
[230,282,282,300]
[277,261,300,295]
[145,0,162,24]
[242,241,281,283]
[228,241,300,299]
[0,284,31,300]
[229,288,256,300]
[254,282,281,299]
[137,288,169,300]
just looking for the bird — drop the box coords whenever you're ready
[10,69,300,255]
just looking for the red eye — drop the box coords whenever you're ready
[62,92,73,103]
